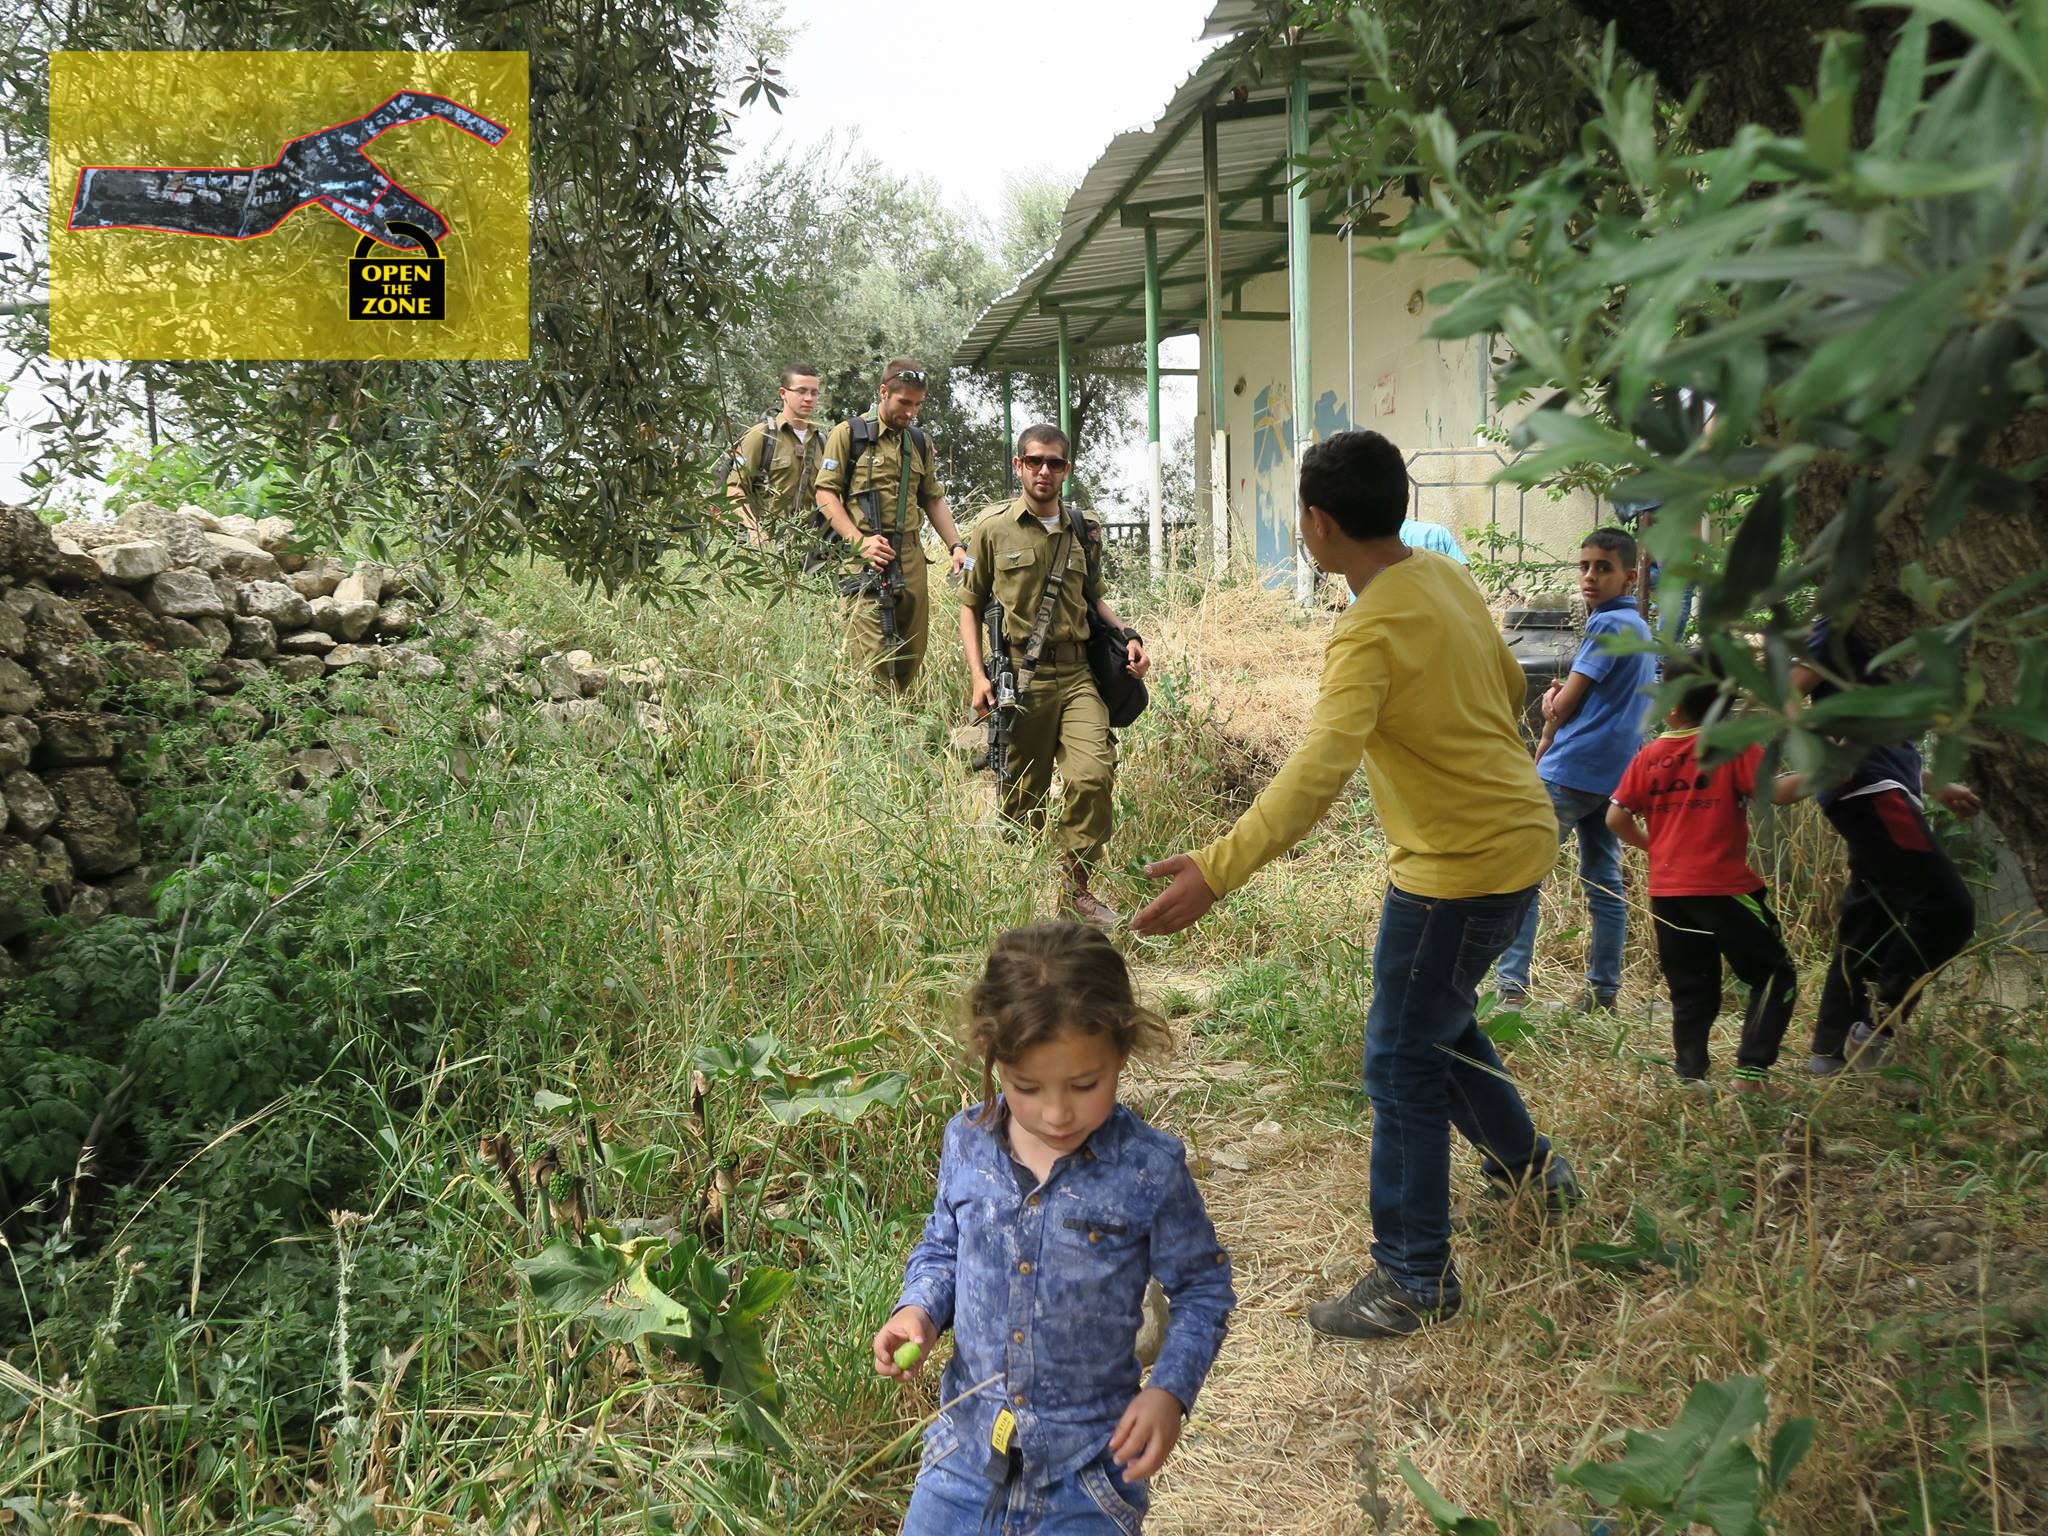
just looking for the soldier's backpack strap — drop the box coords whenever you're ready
[893,423,930,544]
[749,410,778,497]
[1074,503,1103,593]
[801,414,876,573]
[845,413,881,534]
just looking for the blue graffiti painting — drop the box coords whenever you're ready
[1250,384,1292,582]
[1314,390,1351,440]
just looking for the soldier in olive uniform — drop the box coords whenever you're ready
[724,363,826,547]
[959,424,1150,926]
[814,358,970,692]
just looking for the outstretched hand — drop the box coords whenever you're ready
[1131,854,1217,936]
[1935,781,1982,820]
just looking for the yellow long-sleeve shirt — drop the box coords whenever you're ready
[1190,551,1556,902]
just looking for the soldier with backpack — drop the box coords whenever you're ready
[959,424,1150,926]
[813,358,971,692]
[724,363,826,547]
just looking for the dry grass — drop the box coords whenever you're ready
[1150,581,1345,771]
[1121,973,2048,1536]
[1107,582,2048,1533]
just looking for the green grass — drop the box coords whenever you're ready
[1,560,2043,1534]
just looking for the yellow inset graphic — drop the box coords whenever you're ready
[50,51,528,360]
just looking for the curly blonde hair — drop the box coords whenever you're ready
[964,923,1170,1118]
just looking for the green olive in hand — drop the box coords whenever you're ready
[893,1339,923,1370]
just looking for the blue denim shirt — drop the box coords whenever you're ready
[895,1101,1235,1490]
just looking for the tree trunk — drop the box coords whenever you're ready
[1792,416,2048,917]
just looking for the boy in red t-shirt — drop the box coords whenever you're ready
[1606,668,1798,1089]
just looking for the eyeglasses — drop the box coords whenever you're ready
[782,385,820,397]
[885,368,928,387]
[1019,453,1070,472]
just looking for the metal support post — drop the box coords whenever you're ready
[1287,58,1315,605]
[1203,106,1229,577]
[1057,312,1072,446]
[1001,371,1015,496]
[1144,222,1164,583]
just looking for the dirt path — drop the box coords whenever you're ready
[1145,1115,1393,1535]
[1121,963,1411,1536]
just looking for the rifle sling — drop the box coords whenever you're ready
[1015,517,1075,688]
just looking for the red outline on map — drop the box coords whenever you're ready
[67,90,507,250]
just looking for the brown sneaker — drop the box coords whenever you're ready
[1061,866,1121,927]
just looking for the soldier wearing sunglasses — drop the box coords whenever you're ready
[814,357,971,691]
[959,424,1151,926]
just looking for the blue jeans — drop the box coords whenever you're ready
[902,1420,1149,1535]
[1364,883,1552,1304]
[1646,562,1696,643]
[1496,782,1627,997]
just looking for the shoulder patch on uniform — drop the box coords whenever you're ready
[821,457,838,470]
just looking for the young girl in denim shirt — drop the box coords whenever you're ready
[872,922,1235,1534]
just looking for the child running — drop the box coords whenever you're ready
[1605,661,1798,1089]
[874,921,1234,1534]
[1785,618,1980,1075]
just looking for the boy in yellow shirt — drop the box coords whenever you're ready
[1134,430,1577,1339]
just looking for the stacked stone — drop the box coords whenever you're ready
[457,621,673,748]
[0,500,446,964]
[0,498,678,971]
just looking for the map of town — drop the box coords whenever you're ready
[67,90,506,250]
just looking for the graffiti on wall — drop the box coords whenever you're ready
[1248,386,1355,586]
[1250,384,1291,581]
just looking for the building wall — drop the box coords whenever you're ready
[1199,224,1599,588]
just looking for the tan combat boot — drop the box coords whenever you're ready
[1060,859,1121,927]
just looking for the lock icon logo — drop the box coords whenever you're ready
[349,220,445,320]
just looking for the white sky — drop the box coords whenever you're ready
[734,0,1217,221]
[5,1,1218,505]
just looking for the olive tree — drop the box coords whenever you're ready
[1308,0,2048,909]
[3,0,770,592]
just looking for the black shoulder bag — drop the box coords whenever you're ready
[1067,506,1148,727]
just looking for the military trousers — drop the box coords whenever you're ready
[1001,658,1115,869]
[841,551,930,693]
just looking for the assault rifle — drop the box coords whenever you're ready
[845,539,907,668]
[983,600,1020,794]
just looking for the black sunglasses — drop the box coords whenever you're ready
[1019,453,1070,472]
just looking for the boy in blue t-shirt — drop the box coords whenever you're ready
[1495,528,1658,1009]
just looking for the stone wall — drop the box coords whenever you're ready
[0,500,663,976]
[0,499,675,978]
[0,501,457,967]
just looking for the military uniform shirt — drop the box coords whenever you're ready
[961,499,1102,645]
[814,412,945,540]
[725,417,824,523]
